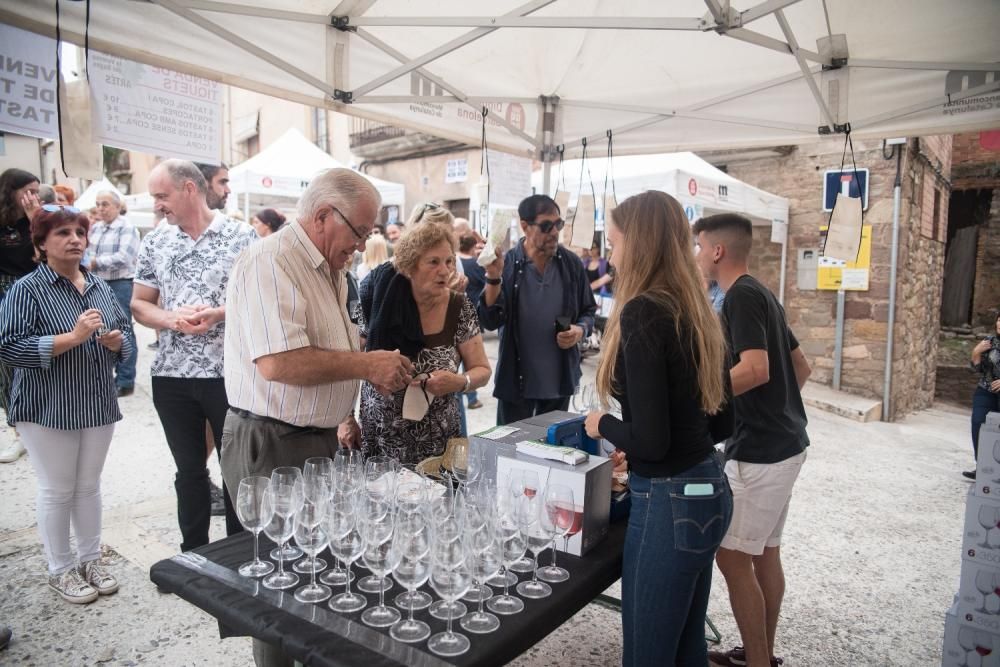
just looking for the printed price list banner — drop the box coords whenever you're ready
[0,25,59,139]
[89,53,222,163]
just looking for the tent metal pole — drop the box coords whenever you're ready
[882,146,903,422]
[350,0,556,98]
[778,227,787,305]
[345,16,706,30]
[833,289,845,391]
[851,80,1000,131]
[560,116,671,153]
[158,0,329,23]
[774,10,836,130]
[739,0,806,26]
[848,59,1000,72]
[243,191,249,227]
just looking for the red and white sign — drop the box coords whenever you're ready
[688,178,698,196]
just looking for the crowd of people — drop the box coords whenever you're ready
[0,161,813,667]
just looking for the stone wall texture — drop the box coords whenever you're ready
[723,136,950,420]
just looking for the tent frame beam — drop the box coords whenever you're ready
[851,79,1000,131]
[849,59,1000,72]
[559,99,817,134]
[339,16,708,30]
[773,9,837,131]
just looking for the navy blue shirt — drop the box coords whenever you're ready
[0,263,133,429]
[517,260,564,399]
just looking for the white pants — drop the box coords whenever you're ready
[19,422,115,575]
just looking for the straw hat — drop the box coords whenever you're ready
[416,437,467,479]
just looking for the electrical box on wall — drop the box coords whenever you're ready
[798,248,818,291]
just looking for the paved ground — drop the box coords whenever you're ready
[0,322,971,665]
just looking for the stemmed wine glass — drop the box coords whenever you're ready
[357,497,394,594]
[451,439,482,489]
[390,512,433,641]
[506,469,540,573]
[460,480,495,604]
[261,486,299,590]
[235,476,275,578]
[365,455,399,503]
[537,484,574,583]
[360,505,401,627]
[461,512,503,634]
[269,467,304,561]
[515,488,552,599]
[486,498,527,615]
[294,458,333,574]
[429,516,467,621]
[320,464,363,588]
[326,498,367,613]
[292,499,331,603]
[393,478,433,611]
[427,526,473,657]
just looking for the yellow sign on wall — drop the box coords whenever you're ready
[817,224,871,291]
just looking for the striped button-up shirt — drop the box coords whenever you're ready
[88,216,141,281]
[0,263,134,429]
[225,221,360,428]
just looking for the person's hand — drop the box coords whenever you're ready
[557,324,584,350]
[584,410,605,439]
[449,272,468,293]
[98,329,123,352]
[72,308,104,343]
[975,339,993,356]
[338,415,361,449]
[991,379,1000,393]
[20,191,41,219]
[420,370,463,396]
[366,349,413,393]
[175,305,220,335]
[610,449,627,472]
[485,247,504,280]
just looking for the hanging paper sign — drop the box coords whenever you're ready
[571,194,596,249]
[554,190,571,214]
[89,52,222,163]
[477,207,514,267]
[602,194,617,228]
[817,224,871,291]
[822,192,863,262]
[770,220,788,244]
[485,151,532,206]
[0,25,59,139]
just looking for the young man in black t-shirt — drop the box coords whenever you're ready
[693,213,812,667]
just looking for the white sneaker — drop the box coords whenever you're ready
[48,568,98,604]
[80,560,119,596]
[0,437,24,463]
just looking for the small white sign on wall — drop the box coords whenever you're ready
[445,158,468,183]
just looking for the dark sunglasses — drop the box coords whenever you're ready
[528,218,565,234]
[41,204,82,214]
[414,202,442,223]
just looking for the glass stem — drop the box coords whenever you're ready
[378,578,385,608]
[344,562,352,597]
[503,567,510,598]
[253,530,261,565]
[477,587,486,614]
[408,589,416,622]
[563,535,570,554]
[531,551,539,583]
[309,556,317,588]
[445,604,454,637]
[550,539,558,567]
[277,542,285,575]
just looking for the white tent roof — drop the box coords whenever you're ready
[75,177,120,210]
[3,1,998,161]
[228,128,405,206]
[536,152,789,224]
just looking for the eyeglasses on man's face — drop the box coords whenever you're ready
[327,205,369,242]
[527,218,565,234]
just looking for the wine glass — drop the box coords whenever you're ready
[261,487,299,590]
[460,481,496,603]
[235,476,275,578]
[365,455,399,503]
[357,498,394,594]
[486,500,527,615]
[392,511,434,617]
[427,530,473,657]
[334,447,365,478]
[360,509,401,627]
[292,500,331,603]
[429,516,468,620]
[294,461,332,574]
[269,467,305,561]
[451,439,481,489]
[506,469,540,573]
[326,499,367,613]
[514,491,552,599]
[461,513,503,634]
[980,505,999,548]
[537,484,573,583]
[395,475,427,517]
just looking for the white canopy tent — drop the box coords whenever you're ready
[228,127,405,208]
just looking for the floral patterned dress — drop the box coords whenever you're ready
[357,292,479,464]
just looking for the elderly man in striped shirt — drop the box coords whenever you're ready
[89,189,141,397]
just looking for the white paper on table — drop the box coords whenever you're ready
[822,193,862,262]
[477,208,515,267]
[571,194,596,248]
[476,425,520,440]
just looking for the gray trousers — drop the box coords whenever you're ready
[219,409,340,667]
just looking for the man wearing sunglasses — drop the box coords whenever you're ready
[479,194,597,425]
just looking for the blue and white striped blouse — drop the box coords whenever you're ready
[0,263,133,429]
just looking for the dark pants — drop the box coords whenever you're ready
[106,279,137,389]
[152,376,240,551]
[497,396,570,426]
[972,385,1000,460]
[622,455,733,667]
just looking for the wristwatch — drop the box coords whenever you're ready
[485,276,502,286]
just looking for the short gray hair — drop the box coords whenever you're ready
[158,159,208,197]
[37,184,56,204]
[297,168,381,225]
[96,189,122,204]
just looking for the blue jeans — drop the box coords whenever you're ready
[622,454,733,667]
[106,279,137,389]
[972,385,1000,460]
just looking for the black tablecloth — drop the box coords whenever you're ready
[149,523,625,667]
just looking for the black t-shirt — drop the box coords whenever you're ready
[599,295,733,478]
[722,275,809,463]
[0,216,37,279]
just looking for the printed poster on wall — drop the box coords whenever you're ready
[88,52,222,163]
[0,25,59,139]
[817,224,871,291]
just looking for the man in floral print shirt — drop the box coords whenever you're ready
[131,159,255,552]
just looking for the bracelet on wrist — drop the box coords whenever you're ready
[462,373,471,392]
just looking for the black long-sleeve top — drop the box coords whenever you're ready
[598,295,733,478]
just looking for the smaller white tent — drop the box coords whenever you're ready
[75,178,121,211]
[228,128,405,207]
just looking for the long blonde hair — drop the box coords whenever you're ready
[362,233,389,269]
[596,191,727,414]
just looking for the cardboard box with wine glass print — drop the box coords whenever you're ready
[943,603,1000,667]
[963,488,1000,570]
[975,426,1000,501]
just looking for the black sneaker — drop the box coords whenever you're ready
[210,481,226,516]
[964,470,978,480]
[116,386,134,397]
[0,625,11,650]
[708,646,783,667]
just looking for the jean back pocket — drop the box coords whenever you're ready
[668,479,732,554]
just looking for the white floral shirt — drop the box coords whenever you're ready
[134,213,255,378]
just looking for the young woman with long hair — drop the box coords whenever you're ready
[583,190,734,666]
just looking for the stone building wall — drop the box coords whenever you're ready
[723,136,950,420]
[953,132,1000,326]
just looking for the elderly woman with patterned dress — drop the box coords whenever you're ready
[0,205,132,604]
[968,313,1000,479]
[357,222,491,464]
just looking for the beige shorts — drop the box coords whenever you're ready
[720,450,806,556]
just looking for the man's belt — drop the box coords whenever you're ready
[228,407,336,437]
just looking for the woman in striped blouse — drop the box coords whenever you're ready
[0,205,132,605]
